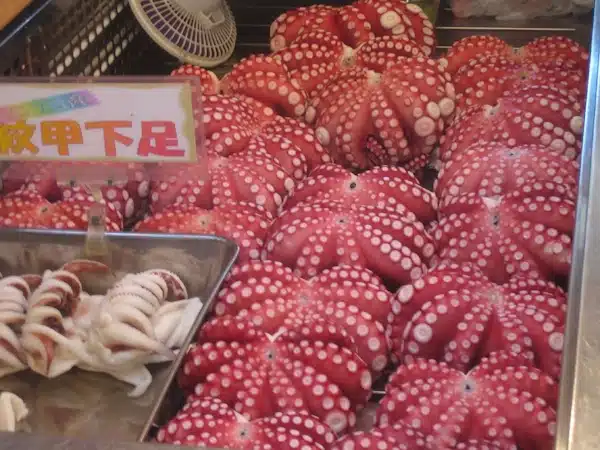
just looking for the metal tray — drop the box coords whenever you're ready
[0,229,238,442]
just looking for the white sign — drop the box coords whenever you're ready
[0,81,198,162]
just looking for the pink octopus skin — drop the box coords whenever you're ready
[263,199,435,286]
[283,163,437,224]
[441,35,589,76]
[272,29,358,98]
[375,352,558,450]
[170,64,220,94]
[452,55,587,113]
[434,142,580,202]
[440,35,512,76]
[157,396,336,449]
[332,421,512,449]
[269,0,435,56]
[133,202,272,262]
[178,315,373,434]
[306,56,455,171]
[0,188,123,231]
[439,84,583,163]
[433,182,575,284]
[221,55,309,118]
[522,36,590,72]
[202,94,330,178]
[0,161,149,225]
[270,30,431,100]
[213,260,393,374]
[388,261,566,379]
[148,152,290,216]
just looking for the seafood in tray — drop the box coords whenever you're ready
[0,230,237,439]
[0,0,589,448]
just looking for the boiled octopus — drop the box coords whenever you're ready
[284,163,437,222]
[148,154,287,216]
[135,202,272,262]
[200,94,330,174]
[1,161,149,226]
[434,142,579,201]
[374,352,557,450]
[224,51,455,171]
[223,0,437,117]
[0,274,40,377]
[269,0,436,56]
[438,84,584,163]
[223,29,433,118]
[442,35,589,77]
[332,421,510,449]
[306,56,455,171]
[432,181,575,284]
[213,260,393,374]
[442,36,588,113]
[149,93,329,215]
[178,315,373,433]
[157,396,335,449]
[20,260,110,378]
[0,187,123,232]
[388,261,566,379]
[263,198,435,286]
[170,64,220,94]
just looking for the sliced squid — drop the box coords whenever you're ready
[20,260,109,378]
[0,275,37,377]
[0,392,28,432]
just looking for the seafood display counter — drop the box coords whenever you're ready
[0,0,597,449]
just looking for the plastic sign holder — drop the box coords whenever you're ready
[0,76,205,254]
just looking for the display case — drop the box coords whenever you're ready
[0,0,596,449]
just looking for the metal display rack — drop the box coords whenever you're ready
[0,0,598,449]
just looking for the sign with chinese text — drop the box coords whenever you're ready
[0,80,198,162]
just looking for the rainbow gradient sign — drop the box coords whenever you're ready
[0,90,100,124]
[0,81,199,162]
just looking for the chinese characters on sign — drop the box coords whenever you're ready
[0,120,185,157]
[0,82,197,162]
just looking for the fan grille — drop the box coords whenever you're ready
[131,0,236,67]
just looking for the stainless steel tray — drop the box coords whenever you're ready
[0,229,238,442]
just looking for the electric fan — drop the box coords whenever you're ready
[129,0,237,68]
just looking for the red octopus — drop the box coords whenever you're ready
[213,260,394,374]
[434,142,579,201]
[388,261,566,379]
[148,154,288,216]
[170,64,221,94]
[375,352,558,450]
[134,202,272,262]
[332,421,512,449]
[0,161,149,226]
[263,198,435,286]
[283,163,437,222]
[305,56,454,171]
[157,396,335,449]
[432,181,575,284]
[269,0,436,56]
[0,188,122,231]
[178,315,372,434]
[439,84,584,163]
